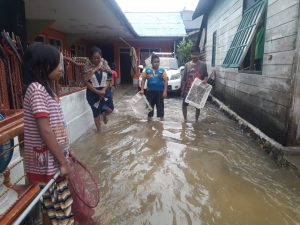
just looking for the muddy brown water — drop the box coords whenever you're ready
[73,88,300,225]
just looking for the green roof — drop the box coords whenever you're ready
[124,12,187,37]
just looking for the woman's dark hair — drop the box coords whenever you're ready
[23,43,60,97]
[89,46,102,57]
[151,54,159,63]
[110,62,116,70]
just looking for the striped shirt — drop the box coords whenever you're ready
[24,82,69,183]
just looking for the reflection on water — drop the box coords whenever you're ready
[73,90,300,225]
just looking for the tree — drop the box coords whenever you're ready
[177,39,193,66]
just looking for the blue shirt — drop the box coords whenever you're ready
[143,68,167,91]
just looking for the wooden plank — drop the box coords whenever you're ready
[218,15,241,36]
[217,76,291,107]
[215,82,288,122]
[0,123,24,144]
[208,0,241,29]
[236,81,290,107]
[0,184,40,225]
[267,0,299,18]
[262,64,294,79]
[266,4,299,30]
[263,50,295,65]
[216,69,292,92]
[268,0,279,6]
[264,34,297,54]
[0,110,23,128]
[265,20,297,42]
[217,24,240,48]
[213,62,293,81]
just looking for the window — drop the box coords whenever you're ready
[243,0,256,11]
[120,48,130,54]
[140,48,160,66]
[212,31,217,67]
[77,45,81,56]
[70,45,86,56]
[70,45,76,56]
[34,35,45,43]
[49,38,62,50]
[79,46,86,56]
[222,0,266,71]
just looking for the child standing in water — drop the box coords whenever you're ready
[23,43,74,224]
[140,54,168,121]
[110,62,119,91]
[83,46,114,131]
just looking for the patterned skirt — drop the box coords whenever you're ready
[42,178,74,225]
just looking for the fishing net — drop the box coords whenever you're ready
[185,78,212,109]
[67,156,101,225]
[130,92,153,117]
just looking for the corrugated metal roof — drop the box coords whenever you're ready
[124,12,187,37]
[180,10,202,31]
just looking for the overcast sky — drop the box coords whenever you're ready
[116,0,199,12]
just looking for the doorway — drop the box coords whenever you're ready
[97,44,114,65]
[119,48,132,84]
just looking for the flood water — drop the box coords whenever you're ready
[73,88,300,225]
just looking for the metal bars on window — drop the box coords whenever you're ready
[222,0,266,68]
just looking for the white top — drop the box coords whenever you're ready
[90,71,107,88]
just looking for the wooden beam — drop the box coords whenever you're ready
[0,184,40,225]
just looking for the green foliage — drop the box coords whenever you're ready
[176,39,193,66]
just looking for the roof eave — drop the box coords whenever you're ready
[138,35,187,38]
[192,0,217,19]
[105,0,139,38]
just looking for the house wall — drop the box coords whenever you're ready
[31,28,175,82]
[205,0,299,145]
[92,39,174,80]
[288,16,300,145]
[116,39,174,79]
[30,27,88,54]
[60,89,94,143]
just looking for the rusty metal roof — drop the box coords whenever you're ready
[124,12,187,37]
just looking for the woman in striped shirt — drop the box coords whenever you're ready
[23,43,74,224]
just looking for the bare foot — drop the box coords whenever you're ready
[103,113,108,124]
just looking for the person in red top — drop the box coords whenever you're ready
[23,43,74,224]
[110,62,118,89]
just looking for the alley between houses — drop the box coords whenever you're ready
[72,87,300,225]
